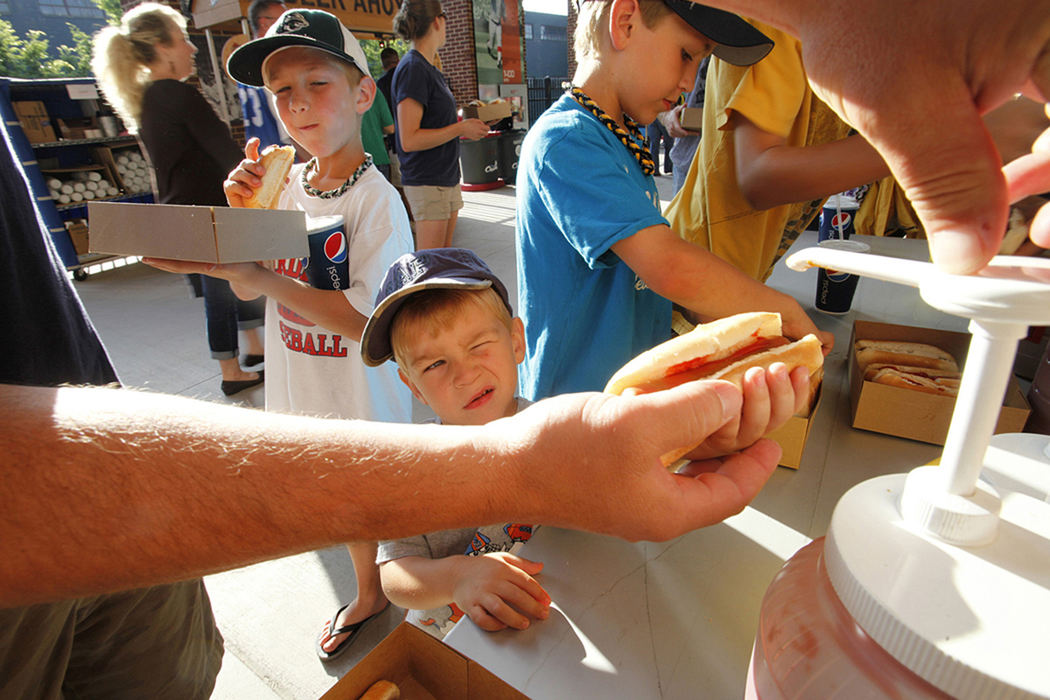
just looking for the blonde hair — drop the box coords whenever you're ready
[574,0,671,61]
[391,288,513,369]
[92,3,186,133]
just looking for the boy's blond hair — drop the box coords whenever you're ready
[574,0,673,61]
[391,288,514,369]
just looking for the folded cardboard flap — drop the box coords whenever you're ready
[321,622,526,700]
[87,201,308,263]
[849,320,1030,445]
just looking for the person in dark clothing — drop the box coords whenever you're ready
[0,86,223,700]
[92,2,265,396]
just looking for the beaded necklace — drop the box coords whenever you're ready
[301,154,373,199]
[568,86,655,176]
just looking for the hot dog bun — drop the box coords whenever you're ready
[864,363,961,396]
[357,680,400,700]
[244,144,294,209]
[854,340,958,373]
[605,312,825,466]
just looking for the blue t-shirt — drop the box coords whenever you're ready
[237,84,284,150]
[392,49,461,187]
[516,94,672,400]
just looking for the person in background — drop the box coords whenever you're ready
[92,2,265,396]
[376,46,400,111]
[662,22,892,282]
[646,116,673,175]
[660,54,709,194]
[363,88,396,182]
[392,0,489,249]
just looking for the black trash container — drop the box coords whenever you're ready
[497,129,526,185]
[459,133,501,187]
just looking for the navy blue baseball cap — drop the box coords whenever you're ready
[361,248,513,367]
[227,9,371,87]
[577,0,773,66]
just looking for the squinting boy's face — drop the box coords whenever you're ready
[264,47,366,158]
[397,306,525,426]
[620,10,712,125]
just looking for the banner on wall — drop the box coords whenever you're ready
[191,0,399,35]
[474,0,525,85]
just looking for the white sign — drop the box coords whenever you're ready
[66,83,99,100]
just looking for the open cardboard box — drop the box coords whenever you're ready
[88,201,308,263]
[321,622,526,700]
[13,100,57,143]
[462,100,512,123]
[849,320,1030,445]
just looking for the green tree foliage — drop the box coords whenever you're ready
[0,0,117,79]
[360,38,410,79]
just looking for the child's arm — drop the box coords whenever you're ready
[611,226,834,352]
[141,259,368,339]
[731,112,889,211]
[380,552,550,632]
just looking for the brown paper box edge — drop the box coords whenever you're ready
[320,622,527,700]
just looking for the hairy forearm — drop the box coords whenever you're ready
[0,384,511,607]
[380,556,467,610]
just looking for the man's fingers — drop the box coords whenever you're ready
[673,440,780,525]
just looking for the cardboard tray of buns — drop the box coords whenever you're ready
[320,622,526,700]
[849,320,1030,445]
[88,201,308,264]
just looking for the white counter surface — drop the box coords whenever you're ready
[445,232,969,698]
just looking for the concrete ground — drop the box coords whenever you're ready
[72,173,679,699]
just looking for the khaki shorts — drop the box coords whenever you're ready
[0,579,223,700]
[403,184,464,221]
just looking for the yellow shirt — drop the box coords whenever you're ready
[663,22,852,281]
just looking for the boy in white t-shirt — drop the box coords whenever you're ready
[149,9,413,661]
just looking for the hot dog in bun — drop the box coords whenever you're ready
[244,144,294,209]
[863,363,961,396]
[854,340,958,373]
[605,312,824,465]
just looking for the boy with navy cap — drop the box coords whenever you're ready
[151,9,414,661]
[515,0,832,403]
[362,248,548,639]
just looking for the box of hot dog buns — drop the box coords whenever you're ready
[849,320,1030,445]
[87,201,308,263]
[321,622,526,700]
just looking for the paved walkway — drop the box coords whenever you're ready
[72,174,679,698]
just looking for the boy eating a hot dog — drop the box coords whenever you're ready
[515,0,834,401]
[147,9,413,661]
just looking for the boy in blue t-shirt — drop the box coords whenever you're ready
[516,0,833,401]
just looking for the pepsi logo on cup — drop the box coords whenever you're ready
[306,215,350,291]
[830,211,851,230]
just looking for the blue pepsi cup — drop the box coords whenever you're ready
[815,239,870,314]
[305,215,349,290]
[818,204,858,242]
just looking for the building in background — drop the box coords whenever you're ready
[1,0,108,46]
[523,10,566,79]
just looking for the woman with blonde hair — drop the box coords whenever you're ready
[391,0,489,249]
[93,3,266,396]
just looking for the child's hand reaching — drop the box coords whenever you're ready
[224,137,267,208]
[452,552,550,632]
[682,364,810,461]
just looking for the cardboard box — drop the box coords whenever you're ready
[679,107,703,132]
[768,380,822,469]
[13,101,57,143]
[57,116,97,141]
[66,219,89,255]
[849,320,1031,445]
[462,101,513,123]
[87,201,308,263]
[321,622,527,700]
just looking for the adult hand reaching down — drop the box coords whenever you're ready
[711,0,1050,274]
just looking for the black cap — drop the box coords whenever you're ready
[361,248,512,367]
[663,1,772,66]
[227,9,371,87]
